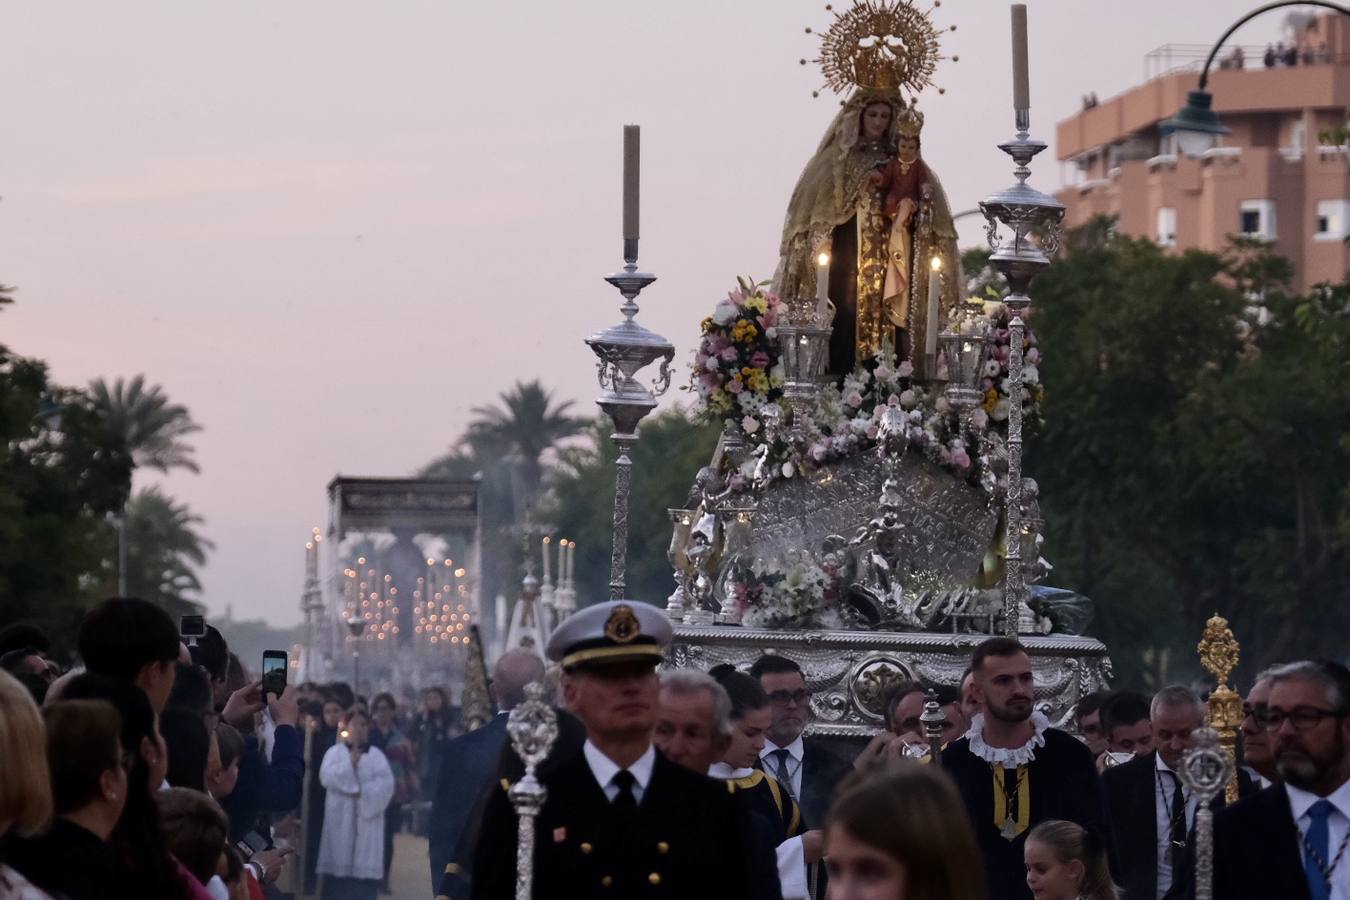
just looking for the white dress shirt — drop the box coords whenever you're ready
[583,739,656,805]
[761,735,806,799]
[1286,778,1350,900]
[1155,753,1200,900]
[708,762,809,900]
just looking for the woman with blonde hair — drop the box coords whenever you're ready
[824,760,984,900]
[1023,820,1118,900]
[0,669,54,899]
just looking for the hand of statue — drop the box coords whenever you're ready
[897,197,917,224]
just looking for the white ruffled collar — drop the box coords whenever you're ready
[964,711,1051,768]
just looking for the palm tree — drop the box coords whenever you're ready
[89,375,202,474]
[462,380,588,519]
[120,487,214,618]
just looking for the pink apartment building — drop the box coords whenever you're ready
[1055,14,1350,291]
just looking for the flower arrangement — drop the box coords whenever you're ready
[688,278,787,425]
[730,554,844,629]
[686,282,1045,497]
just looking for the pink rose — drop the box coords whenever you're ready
[720,346,739,362]
[846,392,863,409]
[741,415,760,434]
[727,379,743,394]
[952,450,972,469]
[897,360,915,378]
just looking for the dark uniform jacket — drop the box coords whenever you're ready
[796,737,853,829]
[1180,783,1310,900]
[1104,750,1257,900]
[471,746,755,900]
[943,727,1112,900]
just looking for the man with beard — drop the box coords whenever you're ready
[942,638,1111,900]
[1210,659,1350,900]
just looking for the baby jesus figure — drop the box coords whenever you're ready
[874,130,930,343]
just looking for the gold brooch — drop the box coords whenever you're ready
[605,605,641,644]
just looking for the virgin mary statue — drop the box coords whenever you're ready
[772,88,961,378]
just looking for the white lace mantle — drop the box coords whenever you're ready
[964,711,1051,768]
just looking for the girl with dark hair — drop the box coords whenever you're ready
[825,761,985,900]
[708,664,815,899]
[1024,820,1119,900]
[61,673,196,899]
[367,692,416,891]
[409,687,455,806]
[160,707,211,792]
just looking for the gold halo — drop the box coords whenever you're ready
[809,0,950,98]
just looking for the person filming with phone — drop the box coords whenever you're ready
[317,706,395,900]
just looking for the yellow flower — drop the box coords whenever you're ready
[743,295,767,315]
[731,319,759,344]
[982,389,999,412]
[745,369,769,393]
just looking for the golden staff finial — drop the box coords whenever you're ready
[1197,612,1243,804]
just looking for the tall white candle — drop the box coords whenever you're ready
[541,537,551,586]
[568,541,577,586]
[1011,5,1030,111]
[495,594,507,637]
[560,540,568,587]
[623,125,640,241]
[926,257,943,359]
[815,251,830,322]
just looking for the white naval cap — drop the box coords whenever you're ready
[545,600,674,671]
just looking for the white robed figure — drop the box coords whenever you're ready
[317,707,396,900]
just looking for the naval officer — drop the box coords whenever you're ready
[470,600,755,900]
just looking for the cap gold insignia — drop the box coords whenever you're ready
[604,604,641,644]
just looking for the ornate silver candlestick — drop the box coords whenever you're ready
[979,8,1064,636]
[1178,726,1233,900]
[666,508,696,621]
[586,259,674,602]
[507,681,559,900]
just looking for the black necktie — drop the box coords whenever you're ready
[772,748,796,798]
[1164,769,1187,861]
[612,769,637,812]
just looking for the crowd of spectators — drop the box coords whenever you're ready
[0,598,465,900]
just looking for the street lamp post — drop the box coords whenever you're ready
[1161,1,1350,153]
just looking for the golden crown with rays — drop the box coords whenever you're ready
[896,105,924,137]
[801,0,957,99]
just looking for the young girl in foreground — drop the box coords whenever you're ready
[1023,820,1119,900]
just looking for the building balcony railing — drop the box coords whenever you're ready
[1142,42,1350,83]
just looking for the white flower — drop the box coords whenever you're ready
[971,408,990,430]
[897,360,915,378]
[992,399,1011,421]
[765,327,778,340]
[742,416,761,434]
[712,301,738,326]
[984,360,1002,378]
[899,389,917,410]
[1022,364,1040,385]
[781,461,796,478]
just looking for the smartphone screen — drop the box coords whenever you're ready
[179,614,206,638]
[262,651,288,698]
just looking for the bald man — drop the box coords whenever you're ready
[429,649,546,895]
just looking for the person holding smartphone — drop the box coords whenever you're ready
[316,707,395,900]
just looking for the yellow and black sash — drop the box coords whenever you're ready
[992,765,1030,840]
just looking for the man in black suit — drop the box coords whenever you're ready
[1209,660,1350,900]
[942,638,1112,900]
[1104,685,1224,900]
[429,648,545,894]
[750,654,852,829]
[470,600,754,900]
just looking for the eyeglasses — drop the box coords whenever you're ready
[1241,703,1264,720]
[767,689,811,707]
[1255,706,1348,731]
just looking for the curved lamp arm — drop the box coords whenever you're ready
[1197,1,1350,90]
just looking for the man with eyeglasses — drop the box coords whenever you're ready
[1211,659,1350,900]
[1240,671,1278,788]
[1103,685,1246,900]
[749,655,851,832]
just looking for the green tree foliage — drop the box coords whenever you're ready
[542,410,721,608]
[0,345,133,651]
[421,380,588,615]
[1029,219,1350,687]
[110,487,214,619]
[89,375,203,475]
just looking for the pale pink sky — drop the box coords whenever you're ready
[0,1,1292,624]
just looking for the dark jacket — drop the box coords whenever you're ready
[218,723,305,841]
[1185,783,1309,900]
[944,727,1112,900]
[470,748,755,900]
[3,817,127,900]
[784,737,853,830]
[1105,750,1258,900]
[428,714,510,893]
